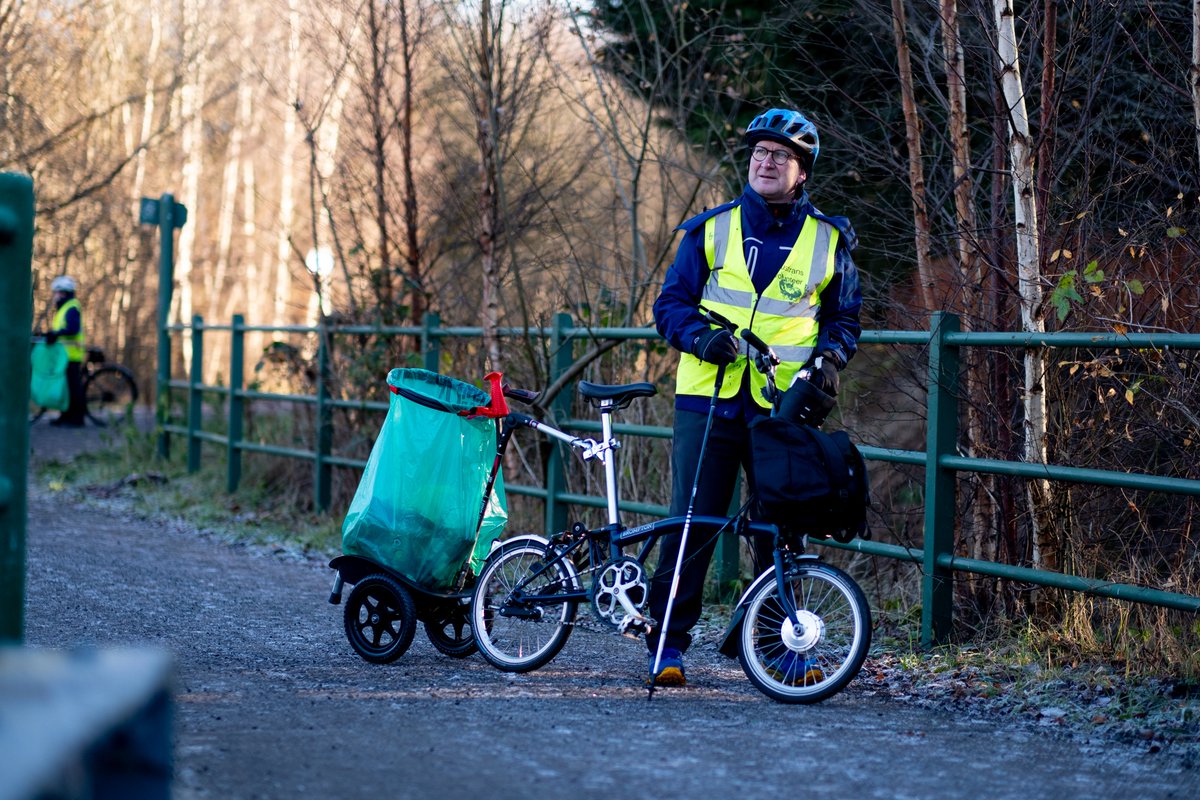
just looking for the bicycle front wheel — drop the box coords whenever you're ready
[738,561,871,704]
[470,540,578,672]
[85,365,138,426]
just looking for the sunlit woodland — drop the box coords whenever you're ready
[7,0,1198,665]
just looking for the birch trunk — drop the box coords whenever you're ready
[1193,0,1200,166]
[176,0,209,377]
[995,0,1052,571]
[891,0,935,313]
[208,12,257,342]
[271,0,302,337]
[118,1,162,362]
[306,22,355,326]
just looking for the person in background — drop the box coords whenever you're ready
[647,108,863,686]
[46,275,86,427]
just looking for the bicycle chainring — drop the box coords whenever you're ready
[590,556,649,631]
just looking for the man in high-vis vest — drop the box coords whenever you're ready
[646,108,862,686]
[46,274,87,427]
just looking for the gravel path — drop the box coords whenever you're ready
[20,418,1200,798]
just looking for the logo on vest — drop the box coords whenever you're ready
[777,275,807,301]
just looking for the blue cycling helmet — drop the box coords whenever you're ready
[745,108,819,171]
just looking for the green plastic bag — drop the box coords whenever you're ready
[30,341,69,411]
[341,369,508,590]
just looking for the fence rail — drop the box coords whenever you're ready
[161,312,1200,645]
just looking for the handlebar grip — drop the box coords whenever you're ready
[739,328,778,363]
[503,386,540,405]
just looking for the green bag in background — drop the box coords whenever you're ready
[341,368,508,590]
[30,341,69,411]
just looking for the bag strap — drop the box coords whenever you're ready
[810,429,851,501]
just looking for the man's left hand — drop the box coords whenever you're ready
[807,352,839,395]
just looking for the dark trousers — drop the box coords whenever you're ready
[647,409,771,653]
[62,360,86,423]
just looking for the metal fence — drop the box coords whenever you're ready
[162,312,1200,646]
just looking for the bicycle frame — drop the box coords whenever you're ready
[487,391,803,634]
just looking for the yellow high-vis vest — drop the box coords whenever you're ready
[51,298,86,363]
[676,205,838,406]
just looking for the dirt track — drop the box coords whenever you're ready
[21,418,1200,799]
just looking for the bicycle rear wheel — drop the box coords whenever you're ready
[738,561,871,704]
[470,540,578,672]
[85,365,138,426]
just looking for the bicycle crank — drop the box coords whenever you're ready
[590,556,649,632]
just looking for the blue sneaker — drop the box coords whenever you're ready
[647,648,686,687]
[763,650,823,686]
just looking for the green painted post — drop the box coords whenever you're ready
[187,315,203,474]
[314,322,332,511]
[0,173,33,643]
[227,315,245,493]
[422,312,441,373]
[545,312,574,535]
[922,311,959,646]
[154,193,186,460]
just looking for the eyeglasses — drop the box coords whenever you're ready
[750,146,798,166]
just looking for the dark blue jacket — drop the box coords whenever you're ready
[653,185,862,417]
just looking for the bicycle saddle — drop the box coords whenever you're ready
[577,381,657,409]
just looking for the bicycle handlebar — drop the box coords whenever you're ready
[700,306,779,367]
[502,385,540,405]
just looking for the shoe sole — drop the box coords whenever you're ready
[647,666,686,687]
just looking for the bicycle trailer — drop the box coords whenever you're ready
[330,368,509,663]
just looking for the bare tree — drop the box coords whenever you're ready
[994,0,1052,571]
[1193,0,1200,166]
[891,0,935,313]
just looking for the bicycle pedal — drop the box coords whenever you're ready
[618,615,655,640]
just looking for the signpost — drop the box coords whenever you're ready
[139,193,187,459]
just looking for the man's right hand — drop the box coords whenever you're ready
[691,329,739,365]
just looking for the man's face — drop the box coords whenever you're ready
[748,142,806,203]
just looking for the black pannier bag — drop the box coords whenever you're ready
[749,415,870,543]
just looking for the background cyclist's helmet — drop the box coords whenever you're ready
[745,108,819,172]
[778,375,836,427]
[51,275,77,293]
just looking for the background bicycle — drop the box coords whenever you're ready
[29,338,139,427]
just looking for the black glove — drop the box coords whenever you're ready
[805,352,840,395]
[45,331,58,345]
[691,328,739,365]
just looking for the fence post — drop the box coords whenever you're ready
[0,172,33,643]
[227,315,244,494]
[922,311,959,647]
[314,321,332,511]
[422,312,441,373]
[156,193,179,460]
[187,316,203,473]
[545,312,574,535]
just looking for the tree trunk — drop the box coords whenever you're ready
[995,0,1053,572]
[117,0,163,362]
[365,0,394,320]
[1193,0,1200,167]
[398,0,424,327]
[475,0,503,370]
[891,0,935,313]
[176,0,209,377]
[272,0,301,337]
[942,0,994,575]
